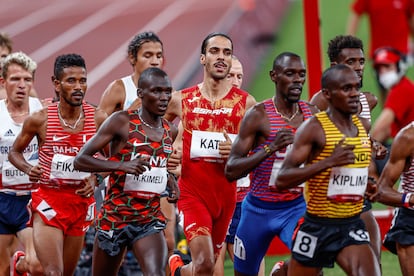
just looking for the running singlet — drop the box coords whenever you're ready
[359,93,371,121]
[249,99,313,202]
[400,122,414,195]
[38,103,96,187]
[0,98,43,190]
[122,76,137,110]
[180,85,249,197]
[96,110,174,231]
[305,111,371,218]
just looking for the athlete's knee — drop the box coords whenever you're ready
[193,256,215,274]
[43,264,63,276]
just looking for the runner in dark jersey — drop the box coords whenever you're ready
[74,67,178,276]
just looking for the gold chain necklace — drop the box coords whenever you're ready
[138,109,163,129]
[57,104,83,129]
[272,97,299,122]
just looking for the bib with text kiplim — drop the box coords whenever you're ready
[327,166,368,202]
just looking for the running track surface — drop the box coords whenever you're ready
[0,0,289,105]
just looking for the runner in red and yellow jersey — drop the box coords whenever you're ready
[165,33,256,275]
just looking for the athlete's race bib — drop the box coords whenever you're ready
[1,159,38,190]
[190,130,236,159]
[236,175,250,188]
[50,154,90,185]
[269,159,304,193]
[327,167,368,202]
[124,166,168,194]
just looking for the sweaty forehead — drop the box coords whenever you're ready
[279,56,305,70]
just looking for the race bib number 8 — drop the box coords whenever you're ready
[292,230,318,258]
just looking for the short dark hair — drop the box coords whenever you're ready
[272,52,302,70]
[128,31,163,60]
[321,64,351,89]
[54,53,86,80]
[138,67,169,88]
[200,32,233,55]
[327,35,363,63]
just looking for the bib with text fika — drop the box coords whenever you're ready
[50,154,90,185]
[327,167,368,202]
[190,130,237,159]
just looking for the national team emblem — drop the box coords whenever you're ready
[361,137,370,148]
[164,144,173,154]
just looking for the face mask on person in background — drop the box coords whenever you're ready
[379,70,400,90]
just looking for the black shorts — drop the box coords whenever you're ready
[383,207,414,254]
[96,220,166,256]
[362,198,372,213]
[291,213,370,268]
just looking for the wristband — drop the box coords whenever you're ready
[263,144,272,156]
[404,192,413,208]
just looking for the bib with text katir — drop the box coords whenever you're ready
[190,130,236,159]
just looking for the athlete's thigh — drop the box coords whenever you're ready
[63,234,85,276]
[233,200,273,274]
[0,234,15,271]
[160,198,176,253]
[92,236,125,276]
[336,244,380,276]
[32,213,64,270]
[396,243,414,275]
[278,200,306,249]
[132,231,167,275]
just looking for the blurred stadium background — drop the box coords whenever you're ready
[1,0,405,274]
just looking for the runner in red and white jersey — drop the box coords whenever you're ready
[9,54,103,276]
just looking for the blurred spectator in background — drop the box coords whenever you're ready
[0,32,39,100]
[347,0,414,59]
[371,47,414,174]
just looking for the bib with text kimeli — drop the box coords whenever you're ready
[269,159,304,193]
[1,159,38,190]
[124,167,168,194]
[327,167,368,202]
[190,130,236,159]
[50,154,91,185]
